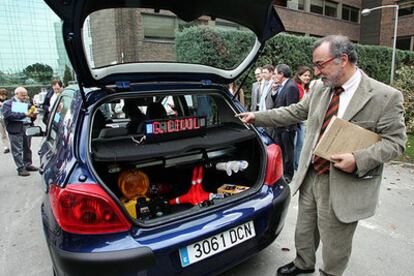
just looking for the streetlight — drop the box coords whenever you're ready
[361,5,399,84]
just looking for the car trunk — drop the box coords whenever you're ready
[88,88,266,222]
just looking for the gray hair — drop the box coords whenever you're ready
[14,86,28,95]
[276,64,292,78]
[313,35,357,64]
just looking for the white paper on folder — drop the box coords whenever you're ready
[11,102,28,113]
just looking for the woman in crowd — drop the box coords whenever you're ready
[293,66,312,170]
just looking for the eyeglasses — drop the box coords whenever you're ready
[312,56,336,70]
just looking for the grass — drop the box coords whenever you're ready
[396,132,414,163]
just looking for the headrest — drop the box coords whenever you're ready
[146,102,167,119]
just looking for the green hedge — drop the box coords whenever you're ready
[393,66,414,133]
[176,28,414,132]
[259,33,414,84]
[176,26,255,70]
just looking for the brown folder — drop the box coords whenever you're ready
[314,116,381,162]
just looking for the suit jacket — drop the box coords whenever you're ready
[250,81,261,111]
[254,71,406,223]
[2,98,33,135]
[271,78,300,131]
[261,80,274,110]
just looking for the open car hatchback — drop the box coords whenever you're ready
[36,0,291,275]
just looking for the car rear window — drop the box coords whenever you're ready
[82,8,256,70]
[91,93,230,142]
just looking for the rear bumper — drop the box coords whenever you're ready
[50,246,155,276]
[267,182,291,239]
[47,182,290,276]
[177,183,291,275]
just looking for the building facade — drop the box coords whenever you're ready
[274,0,414,51]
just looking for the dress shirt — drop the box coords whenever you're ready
[337,69,362,118]
[49,93,60,112]
[272,79,288,96]
[258,80,273,111]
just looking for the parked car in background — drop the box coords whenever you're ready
[28,0,289,275]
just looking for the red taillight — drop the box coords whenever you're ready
[264,144,283,186]
[49,184,131,234]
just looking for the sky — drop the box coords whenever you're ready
[0,0,61,73]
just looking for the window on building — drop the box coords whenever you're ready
[286,31,306,36]
[178,19,203,31]
[398,0,414,16]
[311,0,340,17]
[396,36,412,51]
[342,5,360,23]
[142,14,176,40]
[287,0,305,11]
[310,0,324,14]
[215,19,241,30]
[309,34,324,38]
[324,1,338,17]
[398,6,414,16]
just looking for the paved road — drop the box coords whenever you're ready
[1,137,413,276]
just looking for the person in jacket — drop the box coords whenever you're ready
[0,88,10,153]
[293,66,313,170]
[270,64,300,182]
[236,35,406,276]
[258,64,275,111]
[2,87,38,176]
[250,67,263,111]
[42,79,63,124]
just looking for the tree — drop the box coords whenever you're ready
[63,65,73,86]
[23,63,53,84]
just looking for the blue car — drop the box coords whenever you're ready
[31,0,290,275]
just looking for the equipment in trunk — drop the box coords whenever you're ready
[89,92,265,222]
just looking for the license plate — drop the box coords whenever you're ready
[179,221,256,267]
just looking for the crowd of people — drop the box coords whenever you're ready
[233,62,317,183]
[0,79,63,177]
[228,63,314,183]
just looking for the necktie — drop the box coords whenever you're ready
[313,86,344,175]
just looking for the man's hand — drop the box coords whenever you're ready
[235,112,256,124]
[331,153,356,173]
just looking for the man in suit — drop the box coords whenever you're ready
[258,64,274,111]
[236,35,406,276]
[269,64,300,182]
[250,67,263,111]
[2,87,39,176]
[42,79,63,124]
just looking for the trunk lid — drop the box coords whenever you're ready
[44,0,284,87]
